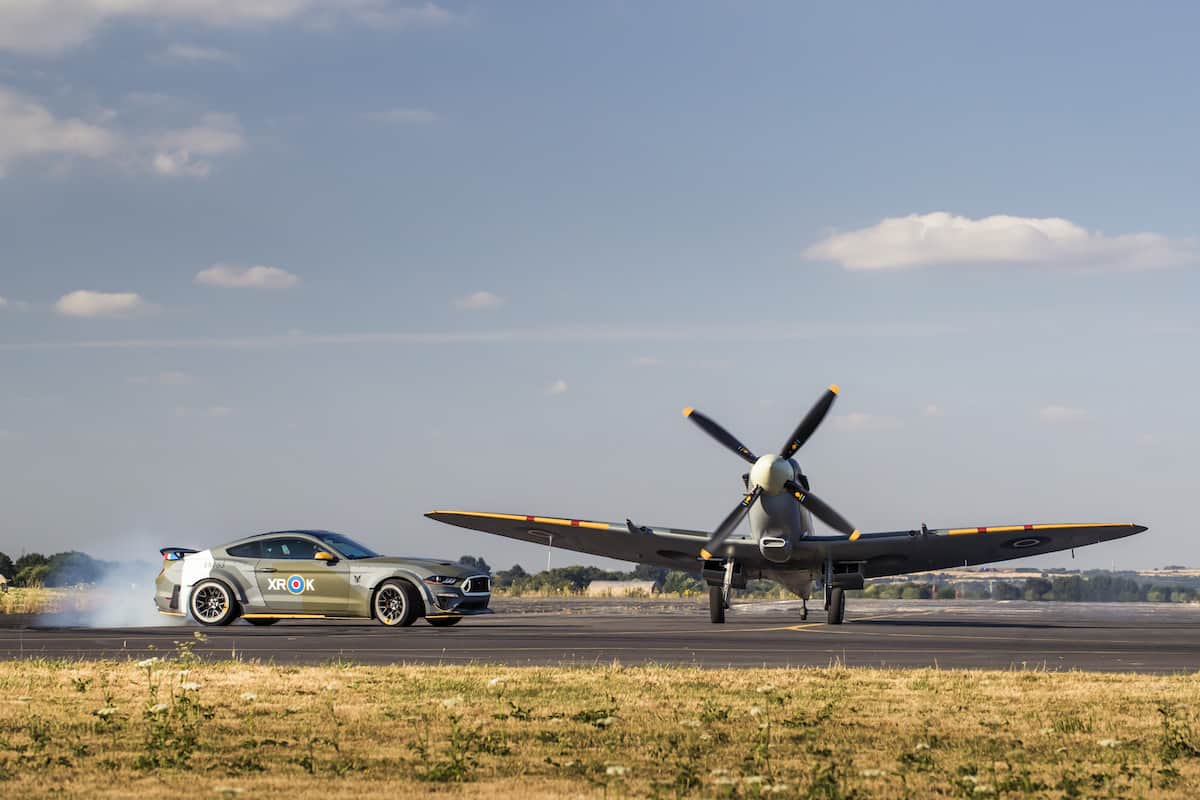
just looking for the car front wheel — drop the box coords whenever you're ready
[373,579,422,627]
[189,579,238,626]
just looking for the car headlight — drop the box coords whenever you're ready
[424,575,459,585]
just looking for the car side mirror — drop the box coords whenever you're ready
[314,551,338,563]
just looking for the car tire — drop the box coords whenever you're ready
[189,579,239,626]
[245,618,279,626]
[373,579,422,627]
[427,616,462,627]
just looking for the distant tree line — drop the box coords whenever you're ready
[0,551,110,588]
[862,574,1199,603]
[459,555,1200,603]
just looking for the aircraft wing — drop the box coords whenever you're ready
[806,522,1147,578]
[425,510,743,570]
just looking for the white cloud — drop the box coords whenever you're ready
[54,290,150,318]
[1039,405,1088,423]
[129,371,194,386]
[804,212,1197,271]
[630,356,660,368]
[148,112,245,178]
[922,404,943,417]
[0,296,6,307]
[207,406,234,418]
[547,379,569,395]
[452,290,505,311]
[159,43,239,65]
[365,107,438,124]
[0,84,119,176]
[195,264,299,289]
[831,413,899,432]
[0,84,245,179]
[0,2,457,55]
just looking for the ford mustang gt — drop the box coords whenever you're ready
[154,529,491,627]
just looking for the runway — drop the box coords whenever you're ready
[3,599,1200,673]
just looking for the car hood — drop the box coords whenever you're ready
[354,557,482,578]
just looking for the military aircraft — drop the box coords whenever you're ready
[428,386,1147,624]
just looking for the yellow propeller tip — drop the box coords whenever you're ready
[848,530,861,541]
[700,549,712,560]
[829,384,840,395]
[682,407,695,417]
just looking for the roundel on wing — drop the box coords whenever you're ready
[286,574,305,594]
[1006,537,1047,550]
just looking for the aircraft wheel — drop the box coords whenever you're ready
[709,586,726,624]
[827,587,845,625]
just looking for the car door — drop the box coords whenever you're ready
[255,536,351,616]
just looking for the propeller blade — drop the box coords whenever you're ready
[700,487,761,558]
[784,479,859,539]
[779,384,840,458]
[683,408,757,465]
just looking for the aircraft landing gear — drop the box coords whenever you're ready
[709,559,735,624]
[801,597,809,621]
[825,586,846,625]
[709,586,725,623]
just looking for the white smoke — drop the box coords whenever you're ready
[36,532,190,628]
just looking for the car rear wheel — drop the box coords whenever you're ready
[427,616,462,627]
[190,579,238,626]
[373,579,421,627]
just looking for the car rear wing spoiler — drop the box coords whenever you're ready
[160,546,198,561]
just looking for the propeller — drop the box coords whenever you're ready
[685,385,859,556]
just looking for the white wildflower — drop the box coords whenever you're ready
[606,765,629,777]
[487,676,507,688]
[96,706,117,718]
[973,785,994,795]
[441,695,463,708]
[861,768,888,778]
[749,706,764,717]
[1098,738,1121,748]
[240,692,257,702]
[914,742,931,751]
[595,716,615,728]
[180,682,200,691]
[136,657,160,669]
[744,775,766,784]
[149,703,169,714]
[713,775,737,786]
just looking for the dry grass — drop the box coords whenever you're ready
[3,648,1200,798]
[0,587,79,616]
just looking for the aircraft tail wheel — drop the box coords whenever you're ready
[827,587,845,625]
[709,586,726,624]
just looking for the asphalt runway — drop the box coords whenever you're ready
[3,599,1200,673]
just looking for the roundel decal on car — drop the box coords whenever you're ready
[287,574,306,594]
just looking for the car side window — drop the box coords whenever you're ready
[227,542,260,558]
[261,537,320,560]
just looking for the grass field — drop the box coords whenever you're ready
[3,645,1200,799]
[0,587,77,616]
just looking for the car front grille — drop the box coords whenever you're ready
[462,576,490,594]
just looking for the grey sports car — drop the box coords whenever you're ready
[154,529,491,627]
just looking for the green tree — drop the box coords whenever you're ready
[0,551,13,581]
[458,555,492,574]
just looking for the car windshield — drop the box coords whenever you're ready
[313,532,380,560]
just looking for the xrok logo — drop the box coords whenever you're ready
[267,574,314,593]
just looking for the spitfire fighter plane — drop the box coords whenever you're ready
[428,386,1147,624]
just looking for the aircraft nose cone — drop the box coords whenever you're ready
[750,454,793,494]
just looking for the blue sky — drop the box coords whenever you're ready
[1,2,1197,571]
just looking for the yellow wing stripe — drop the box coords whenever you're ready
[945,523,1135,536]
[428,510,612,531]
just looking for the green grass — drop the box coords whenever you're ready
[2,652,1200,798]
